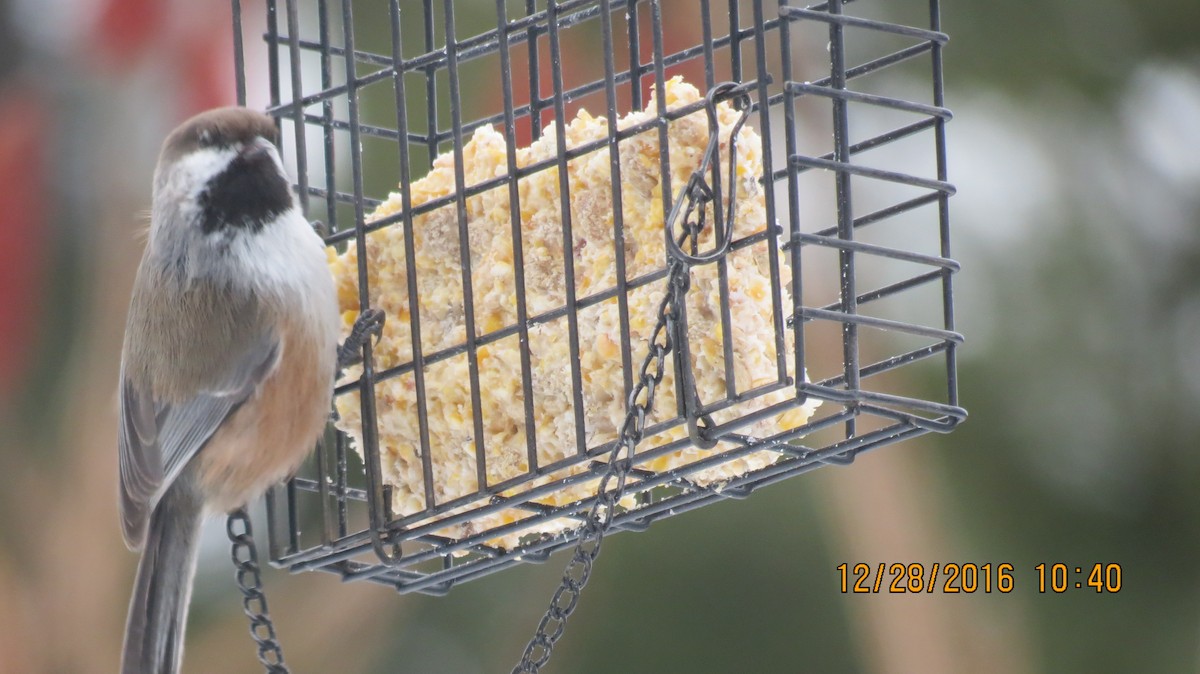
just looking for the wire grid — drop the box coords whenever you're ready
[235,0,965,595]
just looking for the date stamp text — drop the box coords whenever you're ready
[836,562,1123,594]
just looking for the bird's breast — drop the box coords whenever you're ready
[194,310,335,512]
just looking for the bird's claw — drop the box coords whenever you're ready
[337,308,386,370]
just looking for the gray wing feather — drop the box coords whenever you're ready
[119,336,279,549]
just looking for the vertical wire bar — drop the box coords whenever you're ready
[319,0,338,235]
[390,0,436,514]
[702,0,737,401]
[314,0,338,539]
[342,0,394,562]
[626,0,643,110]
[317,0,349,539]
[424,0,439,162]
[650,0,680,419]
[929,0,957,410]
[231,0,267,553]
[282,0,304,555]
[279,5,324,550]
[496,0,542,473]
[719,0,749,403]
[599,0,635,405]
[264,0,296,558]
[750,0,789,386]
[700,0,715,91]
[526,0,544,140]
[828,0,859,439]
[727,0,743,82]
[546,0,589,456]
[315,425,335,545]
[267,0,282,140]
[285,0,310,214]
[778,0,808,400]
[232,0,246,106]
[442,0,490,492]
[284,467,300,554]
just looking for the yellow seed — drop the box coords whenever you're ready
[595,333,619,360]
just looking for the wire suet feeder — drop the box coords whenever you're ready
[228,0,963,666]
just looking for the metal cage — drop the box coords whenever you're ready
[236,0,965,595]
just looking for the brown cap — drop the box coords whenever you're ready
[159,107,280,167]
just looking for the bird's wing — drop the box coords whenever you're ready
[118,333,280,549]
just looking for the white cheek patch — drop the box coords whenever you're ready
[175,146,239,198]
[159,146,238,226]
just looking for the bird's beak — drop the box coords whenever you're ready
[240,137,273,161]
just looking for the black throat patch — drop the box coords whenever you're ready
[198,150,292,234]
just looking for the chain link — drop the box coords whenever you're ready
[227,508,290,674]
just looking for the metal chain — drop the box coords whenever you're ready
[227,508,290,674]
[512,258,690,673]
[513,81,749,673]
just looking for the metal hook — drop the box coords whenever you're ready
[663,82,754,450]
[368,485,405,564]
[664,81,753,267]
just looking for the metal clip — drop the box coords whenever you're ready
[664,81,753,267]
[669,274,719,450]
[663,81,753,450]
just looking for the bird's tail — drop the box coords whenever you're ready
[121,483,204,674]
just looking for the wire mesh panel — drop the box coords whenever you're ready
[237,0,964,595]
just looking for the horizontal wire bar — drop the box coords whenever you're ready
[789,154,956,194]
[839,268,946,307]
[794,305,964,343]
[291,112,431,145]
[779,6,949,44]
[817,192,942,236]
[798,384,965,430]
[763,41,936,118]
[769,119,937,184]
[305,185,381,208]
[785,81,952,119]
[786,231,960,270]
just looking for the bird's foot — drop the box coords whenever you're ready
[337,308,386,371]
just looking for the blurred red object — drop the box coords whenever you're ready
[94,0,167,67]
[492,0,706,147]
[0,89,50,404]
[92,0,233,113]
[178,28,235,116]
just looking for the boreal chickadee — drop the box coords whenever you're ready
[118,107,371,674]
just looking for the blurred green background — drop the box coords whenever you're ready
[1,0,1198,672]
